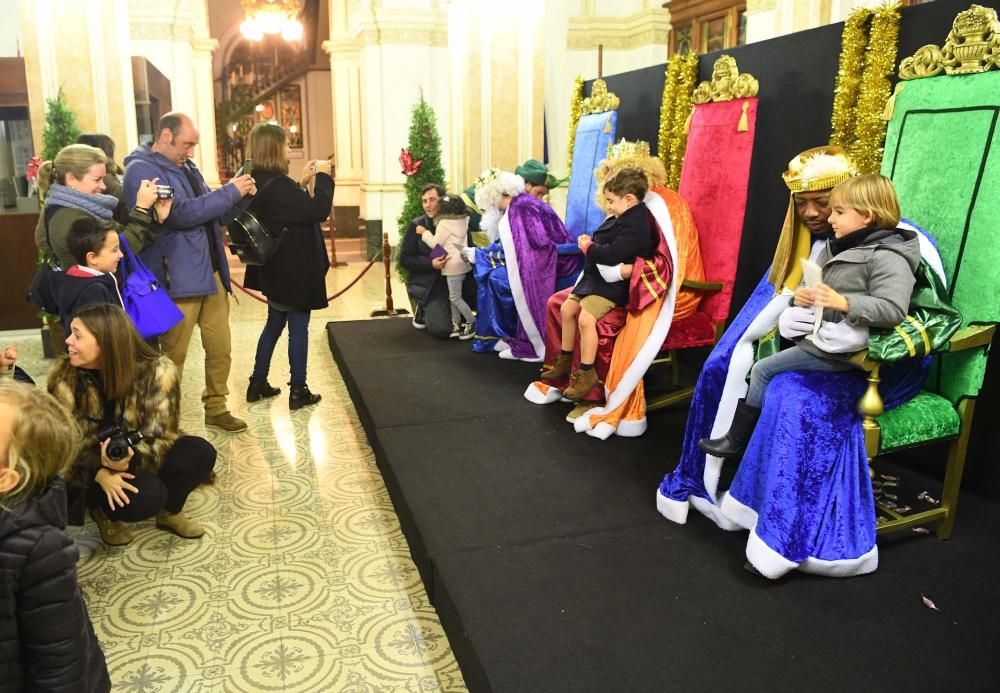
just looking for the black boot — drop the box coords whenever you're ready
[289,384,321,411]
[247,377,281,402]
[697,398,761,459]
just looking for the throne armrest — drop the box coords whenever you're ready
[556,243,582,256]
[681,278,724,291]
[948,323,996,352]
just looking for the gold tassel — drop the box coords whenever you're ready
[883,82,904,121]
[604,115,612,134]
[737,101,749,132]
[682,109,693,135]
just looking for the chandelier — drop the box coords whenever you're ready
[240,0,304,41]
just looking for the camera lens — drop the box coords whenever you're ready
[106,440,128,461]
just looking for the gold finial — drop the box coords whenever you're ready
[692,55,759,104]
[581,78,621,115]
[900,4,999,79]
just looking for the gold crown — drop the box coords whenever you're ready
[781,146,858,192]
[607,138,651,160]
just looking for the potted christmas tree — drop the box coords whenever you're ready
[394,96,446,284]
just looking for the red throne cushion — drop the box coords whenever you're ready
[661,310,717,350]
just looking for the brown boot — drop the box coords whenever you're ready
[565,401,601,423]
[90,507,134,546]
[563,368,600,401]
[155,511,205,539]
[540,353,573,381]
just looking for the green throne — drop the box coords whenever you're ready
[855,5,1000,538]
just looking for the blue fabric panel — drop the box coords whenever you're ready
[565,111,618,240]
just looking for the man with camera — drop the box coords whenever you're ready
[123,112,255,432]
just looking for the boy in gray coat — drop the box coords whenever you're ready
[700,174,920,459]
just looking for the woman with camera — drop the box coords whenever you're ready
[46,303,216,546]
[36,143,172,270]
[242,122,333,411]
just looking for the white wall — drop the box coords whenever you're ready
[0,0,22,56]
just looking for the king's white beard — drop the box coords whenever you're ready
[481,206,503,243]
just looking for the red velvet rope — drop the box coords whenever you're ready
[229,253,382,304]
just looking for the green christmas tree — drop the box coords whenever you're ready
[395,97,447,281]
[41,88,81,161]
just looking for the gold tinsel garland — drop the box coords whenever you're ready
[566,77,585,179]
[850,2,901,173]
[830,7,872,148]
[657,53,699,189]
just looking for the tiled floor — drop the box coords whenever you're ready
[8,255,468,692]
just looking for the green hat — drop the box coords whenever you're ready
[515,159,550,186]
[545,171,569,189]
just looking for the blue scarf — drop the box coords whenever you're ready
[45,183,117,221]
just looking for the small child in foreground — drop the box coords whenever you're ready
[0,381,111,691]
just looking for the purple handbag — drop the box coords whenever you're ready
[118,234,184,339]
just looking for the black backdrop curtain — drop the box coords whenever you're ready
[583,0,1000,497]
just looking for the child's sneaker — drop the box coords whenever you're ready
[449,321,461,339]
[563,368,600,400]
[459,322,475,340]
[539,353,572,381]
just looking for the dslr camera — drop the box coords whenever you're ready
[155,184,174,200]
[96,421,144,462]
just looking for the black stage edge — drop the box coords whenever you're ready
[329,319,1000,693]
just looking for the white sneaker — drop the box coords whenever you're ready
[459,322,475,340]
[449,322,461,339]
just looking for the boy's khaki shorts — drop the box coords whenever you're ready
[568,293,617,321]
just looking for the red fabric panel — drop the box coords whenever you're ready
[661,310,717,350]
[677,98,757,323]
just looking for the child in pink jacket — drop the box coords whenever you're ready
[416,194,474,339]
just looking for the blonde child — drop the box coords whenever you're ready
[0,381,111,691]
[700,173,920,458]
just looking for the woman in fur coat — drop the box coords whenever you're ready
[47,303,215,546]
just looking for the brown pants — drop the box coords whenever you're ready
[160,273,233,416]
[567,293,617,321]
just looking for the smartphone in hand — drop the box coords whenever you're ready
[243,158,253,177]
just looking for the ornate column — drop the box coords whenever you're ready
[19,0,137,158]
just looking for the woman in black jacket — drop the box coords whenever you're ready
[243,123,333,410]
[0,381,110,693]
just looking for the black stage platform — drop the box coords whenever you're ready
[328,318,1000,693]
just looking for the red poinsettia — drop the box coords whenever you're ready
[26,156,42,182]
[399,148,423,177]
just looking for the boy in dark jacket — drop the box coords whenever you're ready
[541,167,656,399]
[50,217,124,332]
[0,381,111,693]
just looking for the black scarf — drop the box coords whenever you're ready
[829,225,896,256]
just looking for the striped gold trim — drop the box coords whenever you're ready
[893,324,917,357]
[646,259,668,294]
[784,170,854,192]
[905,315,931,355]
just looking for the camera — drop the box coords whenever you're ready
[155,184,174,200]
[96,422,143,462]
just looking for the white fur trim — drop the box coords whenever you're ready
[575,191,679,435]
[656,490,690,524]
[607,417,646,438]
[723,492,879,578]
[499,209,545,360]
[494,340,508,352]
[900,222,947,288]
[691,493,742,531]
[524,382,563,404]
[499,347,542,363]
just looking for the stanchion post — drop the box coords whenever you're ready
[328,191,347,267]
[370,232,409,317]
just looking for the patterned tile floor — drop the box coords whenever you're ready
[7,256,468,692]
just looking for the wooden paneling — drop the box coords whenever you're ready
[0,58,29,107]
[0,212,43,330]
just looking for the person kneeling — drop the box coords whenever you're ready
[541,167,655,399]
[47,304,216,546]
[699,174,919,458]
[416,194,475,340]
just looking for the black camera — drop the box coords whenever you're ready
[155,184,174,200]
[96,422,143,462]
